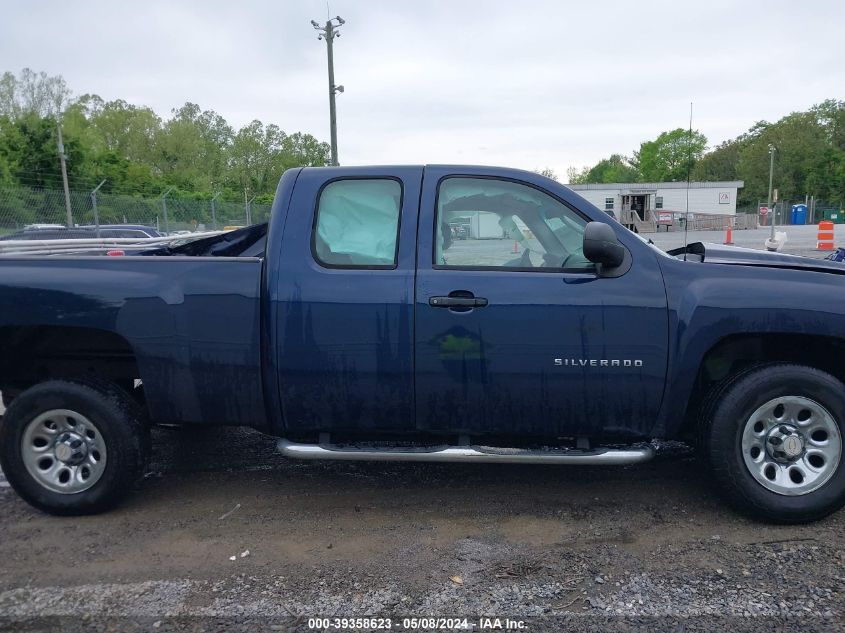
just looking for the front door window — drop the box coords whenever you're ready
[435,177,594,271]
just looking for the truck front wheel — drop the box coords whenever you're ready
[703,364,845,523]
[0,380,149,515]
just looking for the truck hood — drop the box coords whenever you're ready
[667,242,845,275]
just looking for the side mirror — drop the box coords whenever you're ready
[583,222,625,268]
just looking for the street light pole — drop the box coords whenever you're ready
[767,145,776,240]
[312,16,345,166]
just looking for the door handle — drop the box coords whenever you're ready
[429,296,488,308]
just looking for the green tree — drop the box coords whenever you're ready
[0,69,341,208]
[1,113,67,189]
[155,102,232,192]
[279,132,331,169]
[635,128,707,182]
[691,138,745,182]
[579,154,640,183]
[230,120,282,195]
[0,115,16,186]
[735,113,830,203]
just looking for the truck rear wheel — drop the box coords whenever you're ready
[703,364,845,523]
[0,380,149,515]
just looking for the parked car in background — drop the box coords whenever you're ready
[80,225,162,238]
[0,225,160,241]
[1,228,97,241]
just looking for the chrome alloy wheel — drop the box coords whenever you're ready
[21,409,108,494]
[742,396,842,496]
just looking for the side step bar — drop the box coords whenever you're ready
[277,439,654,465]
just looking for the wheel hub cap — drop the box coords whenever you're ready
[766,424,804,462]
[54,432,88,465]
[20,409,108,494]
[741,396,841,496]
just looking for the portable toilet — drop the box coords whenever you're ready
[791,204,808,225]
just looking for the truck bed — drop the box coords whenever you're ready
[0,256,266,427]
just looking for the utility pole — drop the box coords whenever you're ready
[311,16,345,166]
[245,193,256,225]
[90,180,106,237]
[211,192,221,230]
[767,145,776,239]
[56,122,74,227]
[161,186,175,235]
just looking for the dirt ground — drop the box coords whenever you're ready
[1,426,845,632]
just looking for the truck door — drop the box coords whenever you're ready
[272,167,421,434]
[414,167,668,440]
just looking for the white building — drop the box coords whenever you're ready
[567,181,744,231]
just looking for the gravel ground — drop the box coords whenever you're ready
[1,426,844,632]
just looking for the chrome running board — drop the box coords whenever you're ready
[277,438,654,465]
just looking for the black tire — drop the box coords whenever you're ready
[703,364,845,523]
[0,379,149,516]
[694,361,770,458]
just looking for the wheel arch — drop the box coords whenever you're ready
[671,332,845,441]
[0,325,142,409]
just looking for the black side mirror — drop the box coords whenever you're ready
[583,222,625,268]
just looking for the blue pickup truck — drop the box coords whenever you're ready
[1,165,844,522]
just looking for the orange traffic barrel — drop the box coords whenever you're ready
[817,221,835,250]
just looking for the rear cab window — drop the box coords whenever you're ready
[312,179,403,268]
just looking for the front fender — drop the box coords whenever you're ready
[652,257,845,438]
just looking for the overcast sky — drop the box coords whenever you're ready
[2,0,843,177]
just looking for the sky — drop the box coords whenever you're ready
[2,0,844,178]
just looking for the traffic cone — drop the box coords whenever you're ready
[512,240,519,253]
[817,221,835,250]
[723,226,733,245]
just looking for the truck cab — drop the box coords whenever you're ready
[268,166,667,444]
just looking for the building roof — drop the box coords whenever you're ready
[566,181,744,190]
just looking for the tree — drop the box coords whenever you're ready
[735,113,831,204]
[230,120,282,195]
[1,113,67,189]
[535,167,558,181]
[573,154,640,184]
[0,115,16,186]
[279,132,331,169]
[0,68,71,119]
[635,128,707,182]
[691,137,745,182]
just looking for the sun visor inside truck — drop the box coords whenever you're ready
[316,179,401,265]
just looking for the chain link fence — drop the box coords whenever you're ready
[737,199,843,226]
[0,186,272,236]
